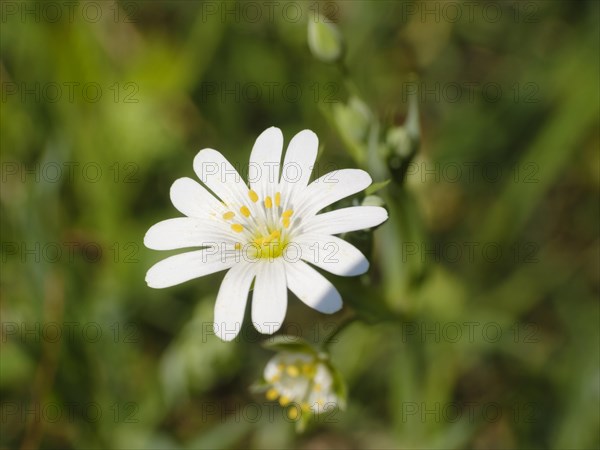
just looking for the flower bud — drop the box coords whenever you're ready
[307,15,344,63]
[257,343,346,431]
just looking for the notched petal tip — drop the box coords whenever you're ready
[169,176,193,198]
[293,128,318,142]
[193,148,221,168]
[357,169,373,188]
[372,206,389,227]
[142,227,156,250]
[263,125,283,135]
[319,293,343,314]
[144,268,167,289]
[213,322,240,342]
[252,321,284,336]
[346,258,370,277]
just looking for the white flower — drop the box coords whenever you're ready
[263,351,341,417]
[144,127,388,341]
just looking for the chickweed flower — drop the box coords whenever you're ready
[263,351,341,416]
[144,127,387,341]
[255,337,346,432]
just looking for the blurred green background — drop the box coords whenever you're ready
[1,1,599,449]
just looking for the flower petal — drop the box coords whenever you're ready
[213,262,256,341]
[170,177,223,218]
[294,234,369,276]
[284,260,342,313]
[144,218,236,250]
[249,127,283,199]
[300,206,388,235]
[145,249,235,288]
[252,260,287,335]
[279,129,318,208]
[293,169,372,218]
[193,148,249,206]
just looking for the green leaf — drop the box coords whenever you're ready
[262,335,317,354]
[365,179,391,196]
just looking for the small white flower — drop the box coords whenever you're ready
[263,351,341,417]
[144,127,388,341]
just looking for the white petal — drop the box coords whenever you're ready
[284,260,342,313]
[251,260,287,335]
[279,130,318,207]
[170,177,223,218]
[144,218,236,250]
[294,234,369,276]
[293,169,372,218]
[213,262,256,341]
[193,148,249,206]
[264,356,281,381]
[313,363,333,389]
[145,249,236,289]
[300,206,388,235]
[248,127,283,199]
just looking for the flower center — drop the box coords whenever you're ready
[221,189,294,260]
[251,230,287,259]
[264,357,327,414]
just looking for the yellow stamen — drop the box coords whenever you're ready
[262,230,280,245]
[286,366,299,377]
[234,243,242,250]
[265,196,273,208]
[300,402,311,413]
[275,192,281,207]
[222,211,235,220]
[268,373,280,382]
[282,217,291,229]
[266,388,279,401]
[248,190,258,203]
[240,206,251,217]
[279,396,291,406]
[302,363,314,376]
[231,224,244,233]
[287,406,299,420]
[282,209,293,218]
[313,383,322,392]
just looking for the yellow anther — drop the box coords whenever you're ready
[275,192,281,207]
[286,366,299,377]
[300,402,311,413]
[261,230,280,245]
[222,211,235,220]
[279,396,291,406]
[282,217,291,229]
[234,243,242,250]
[302,363,314,376]
[313,383,322,392]
[265,196,273,208]
[268,373,280,382]
[282,209,293,218]
[240,206,251,217]
[231,224,244,233]
[248,190,259,203]
[287,406,299,420]
[266,388,279,401]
